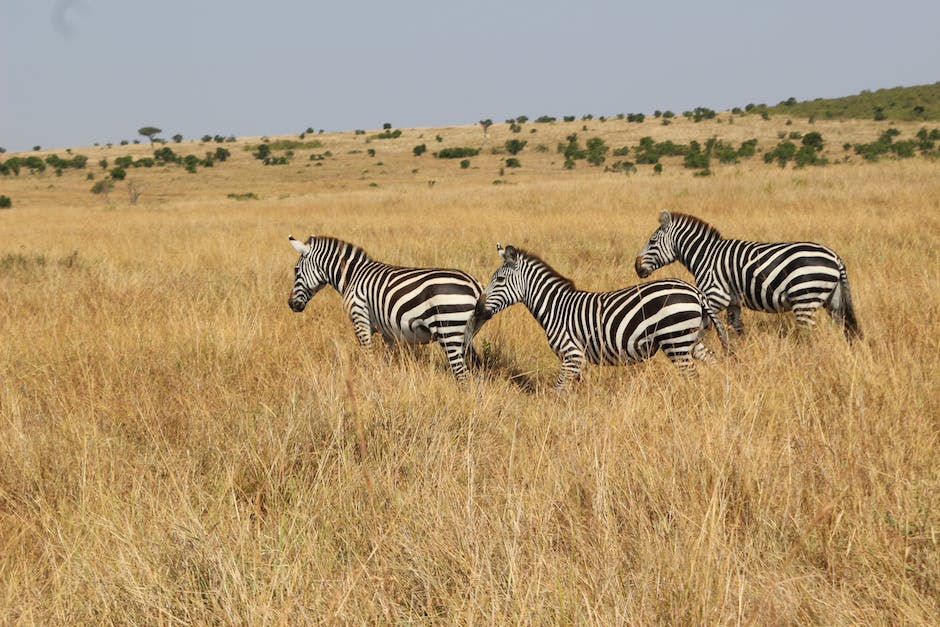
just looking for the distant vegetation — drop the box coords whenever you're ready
[762,82,940,121]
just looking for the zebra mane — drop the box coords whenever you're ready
[670,213,723,240]
[512,247,576,290]
[306,235,372,260]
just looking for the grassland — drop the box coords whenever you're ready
[1,112,939,623]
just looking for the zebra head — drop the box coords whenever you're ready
[288,235,330,312]
[476,243,525,322]
[635,210,678,278]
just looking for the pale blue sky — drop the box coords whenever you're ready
[2,0,938,152]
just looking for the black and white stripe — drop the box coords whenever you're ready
[475,244,728,390]
[288,235,484,380]
[635,211,861,340]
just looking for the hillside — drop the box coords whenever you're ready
[763,81,940,121]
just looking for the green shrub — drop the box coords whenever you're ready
[435,147,480,159]
[459,159,471,169]
[738,138,759,159]
[683,142,710,169]
[794,145,827,167]
[227,192,259,201]
[371,129,402,140]
[801,131,824,151]
[535,115,556,123]
[24,156,45,174]
[505,157,521,168]
[585,137,609,166]
[154,146,179,164]
[412,144,427,157]
[0,195,11,208]
[90,179,114,195]
[504,139,527,155]
[764,141,797,167]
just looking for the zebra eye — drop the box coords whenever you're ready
[494,276,506,285]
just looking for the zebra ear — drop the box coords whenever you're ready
[497,242,505,258]
[502,245,518,264]
[289,236,310,255]
[659,210,672,227]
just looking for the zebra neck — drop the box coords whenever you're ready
[520,266,575,330]
[331,245,369,293]
[676,233,722,281]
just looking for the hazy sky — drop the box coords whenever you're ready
[2,0,938,152]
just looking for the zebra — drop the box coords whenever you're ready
[474,243,728,390]
[635,210,861,340]
[288,235,485,381]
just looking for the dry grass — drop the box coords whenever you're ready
[1,116,939,623]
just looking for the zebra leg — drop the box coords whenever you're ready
[691,341,715,363]
[661,343,697,377]
[554,351,585,391]
[465,343,483,369]
[727,304,744,334]
[439,340,471,382]
[348,306,374,349]
[792,298,824,331]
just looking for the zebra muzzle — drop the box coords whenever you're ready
[635,256,651,278]
[474,299,493,322]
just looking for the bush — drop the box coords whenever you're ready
[412,144,427,157]
[585,137,609,166]
[801,131,824,151]
[0,195,11,208]
[253,144,271,161]
[459,159,471,169]
[109,167,126,180]
[24,156,46,174]
[435,147,480,159]
[504,139,527,155]
[90,179,114,195]
[371,129,402,140]
[738,138,759,159]
[794,145,827,167]
[683,142,710,169]
[505,157,521,168]
[154,146,179,164]
[534,115,556,123]
[764,141,797,167]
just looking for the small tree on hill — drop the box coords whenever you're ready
[480,119,493,144]
[138,126,162,147]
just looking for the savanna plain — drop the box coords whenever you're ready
[1,114,938,624]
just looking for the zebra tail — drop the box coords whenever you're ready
[833,265,863,341]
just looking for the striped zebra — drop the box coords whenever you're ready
[474,243,728,390]
[288,235,485,381]
[635,211,861,340]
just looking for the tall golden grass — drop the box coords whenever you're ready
[1,116,938,623]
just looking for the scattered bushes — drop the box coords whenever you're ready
[372,129,402,140]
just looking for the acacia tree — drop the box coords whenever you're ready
[138,126,162,147]
[479,119,493,144]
